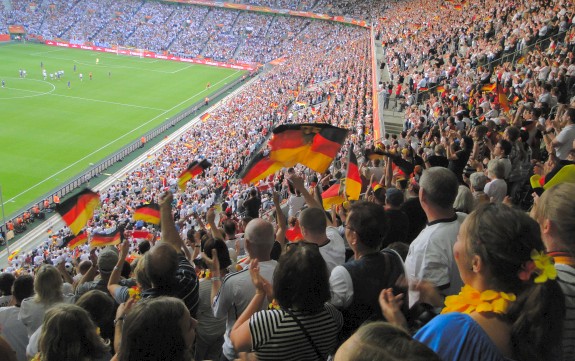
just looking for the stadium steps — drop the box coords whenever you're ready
[381,108,404,136]
[263,16,275,37]
[232,37,246,59]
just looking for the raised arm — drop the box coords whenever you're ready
[159,192,185,253]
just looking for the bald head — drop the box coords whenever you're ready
[245,218,274,260]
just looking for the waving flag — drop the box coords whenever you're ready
[178,159,212,190]
[67,231,88,250]
[134,203,161,225]
[91,229,121,248]
[269,123,348,173]
[56,189,100,235]
[344,146,362,200]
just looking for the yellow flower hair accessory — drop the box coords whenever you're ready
[128,286,141,301]
[441,285,516,315]
[530,249,557,284]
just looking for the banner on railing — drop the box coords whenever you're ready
[43,40,257,71]
[9,25,26,34]
[165,0,369,28]
[0,34,10,42]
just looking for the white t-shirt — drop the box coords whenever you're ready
[320,227,346,273]
[555,124,575,160]
[484,179,507,203]
[405,213,466,307]
[0,306,28,361]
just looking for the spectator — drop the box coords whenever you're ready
[298,207,346,273]
[0,275,34,361]
[531,183,575,360]
[0,273,15,307]
[36,303,111,361]
[383,187,409,245]
[484,159,508,203]
[19,265,75,337]
[453,185,474,214]
[330,201,405,341]
[142,192,199,317]
[405,167,465,307]
[334,321,441,361]
[195,238,231,361]
[210,218,277,361]
[230,245,343,360]
[114,297,196,361]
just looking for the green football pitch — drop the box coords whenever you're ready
[0,42,245,217]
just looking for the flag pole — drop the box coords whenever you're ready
[0,185,10,255]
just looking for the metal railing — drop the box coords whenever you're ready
[0,70,255,238]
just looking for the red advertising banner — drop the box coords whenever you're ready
[44,40,257,71]
[8,25,26,34]
[0,34,10,42]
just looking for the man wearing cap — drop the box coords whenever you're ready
[75,246,134,298]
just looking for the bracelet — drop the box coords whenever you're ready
[211,276,221,281]
[194,245,201,248]
[114,316,125,326]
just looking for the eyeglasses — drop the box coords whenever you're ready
[286,241,319,250]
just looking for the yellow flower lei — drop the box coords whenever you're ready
[441,285,516,315]
[268,298,280,310]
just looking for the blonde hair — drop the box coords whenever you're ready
[532,183,575,249]
[39,303,109,361]
[34,265,63,305]
[134,255,151,290]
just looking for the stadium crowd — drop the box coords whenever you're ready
[2,0,575,360]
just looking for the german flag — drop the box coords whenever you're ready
[497,80,510,113]
[134,203,160,225]
[269,123,349,173]
[200,113,210,122]
[419,87,429,92]
[345,146,362,200]
[517,56,525,64]
[178,159,212,190]
[437,85,446,94]
[68,231,88,250]
[454,4,462,10]
[240,152,284,184]
[56,189,100,235]
[321,183,344,210]
[91,229,121,248]
[481,83,496,93]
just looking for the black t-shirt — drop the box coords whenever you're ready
[243,197,261,218]
[427,155,449,168]
[383,209,410,247]
[400,197,427,244]
[448,150,470,182]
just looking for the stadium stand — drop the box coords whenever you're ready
[1,0,575,360]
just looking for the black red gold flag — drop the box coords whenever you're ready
[56,189,100,235]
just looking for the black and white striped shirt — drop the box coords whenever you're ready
[249,303,343,361]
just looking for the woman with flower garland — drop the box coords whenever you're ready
[531,183,575,360]
[381,203,565,361]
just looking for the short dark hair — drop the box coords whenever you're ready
[273,244,330,313]
[299,207,326,235]
[0,272,15,296]
[223,220,236,236]
[203,238,232,270]
[347,201,387,249]
[498,139,512,156]
[12,275,34,303]
[145,243,178,291]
